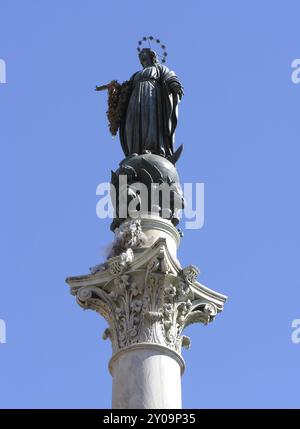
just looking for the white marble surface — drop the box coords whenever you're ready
[138,214,180,259]
[110,344,183,409]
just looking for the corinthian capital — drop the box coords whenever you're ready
[66,231,226,357]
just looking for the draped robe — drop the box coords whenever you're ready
[119,64,183,157]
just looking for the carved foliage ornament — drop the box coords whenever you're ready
[76,246,218,355]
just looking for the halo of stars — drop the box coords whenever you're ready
[137,36,168,64]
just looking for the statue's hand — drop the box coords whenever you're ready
[170,84,184,100]
[173,87,184,100]
[177,88,184,100]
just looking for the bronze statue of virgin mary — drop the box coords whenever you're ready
[96,38,185,229]
[96,42,184,160]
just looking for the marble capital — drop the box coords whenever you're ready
[66,218,227,358]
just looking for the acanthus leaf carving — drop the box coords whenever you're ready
[68,241,225,356]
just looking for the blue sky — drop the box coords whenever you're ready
[1,0,300,408]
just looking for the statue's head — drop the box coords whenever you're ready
[138,48,158,68]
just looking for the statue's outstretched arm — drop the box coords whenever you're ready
[95,80,120,93]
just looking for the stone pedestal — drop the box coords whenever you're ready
[66,215,227,409]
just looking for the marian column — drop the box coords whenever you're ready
[66,37,227,409]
